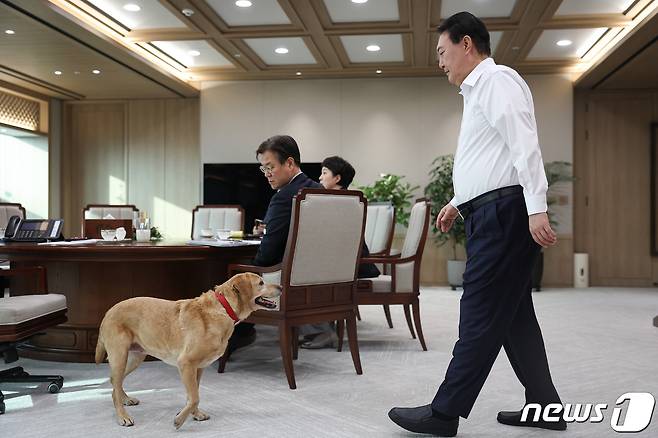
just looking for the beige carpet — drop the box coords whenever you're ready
[1,287,657,437]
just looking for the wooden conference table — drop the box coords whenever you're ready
[0,239,259,362]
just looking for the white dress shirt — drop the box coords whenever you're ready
[449,57,548,215]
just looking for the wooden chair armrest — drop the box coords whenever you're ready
[360,255,415,265]
[356,279,373,290]
[227,263,282,276]
[0,266,48,293]
[360,253,400,263]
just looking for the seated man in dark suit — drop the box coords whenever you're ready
[253,135,321,266]
[229,135,321,349]
[300,155,381,349]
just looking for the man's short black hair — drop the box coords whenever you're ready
[321,156,355,189]
[437,11,491,56]
[256,135,301,166]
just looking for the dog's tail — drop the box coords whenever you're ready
[95,332,106,364]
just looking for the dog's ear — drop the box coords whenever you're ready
[234,274,252,296]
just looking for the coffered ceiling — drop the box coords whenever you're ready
[0,0,656,99]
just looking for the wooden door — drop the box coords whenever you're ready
[576,92,654,286]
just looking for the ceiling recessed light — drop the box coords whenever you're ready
[351,0,368,3]
[274,47,289,54]
[366,44,381,52]
[189,50,201,57]
[123,3,141,12]
[556,39,573,47]
[511,46,520,51]
[234,53,241,58]
[74,71,80,75]
[4,30,15,35]
[54,70,62,75]
[296,71,302,76]
[235,0,252,7]
[376,69,382,74]
[92,69,101,74]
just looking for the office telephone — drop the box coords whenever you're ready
[3,216,64,242]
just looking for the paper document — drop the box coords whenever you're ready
[38,239,101,246]
[187,239,261,247]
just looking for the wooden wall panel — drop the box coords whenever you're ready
[164,99,199,239]
[61,99,200,238]
[575,90,657,287]
[543,236,573,287]
[127,100,165,225]
[62,103,126,236]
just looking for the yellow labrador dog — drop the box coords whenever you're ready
[95,273,281,429]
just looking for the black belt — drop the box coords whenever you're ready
[457,185,523,220]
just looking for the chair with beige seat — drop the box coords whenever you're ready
[363,201,396,326]
[82,204,139,238]
[340,199,430,351]
[191,204,245,239]
[0,266,68,414]
[218,188,367,389]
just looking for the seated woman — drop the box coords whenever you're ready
[300,156,380,349]
[319,156,381,278]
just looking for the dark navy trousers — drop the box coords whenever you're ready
[431,191,561,419]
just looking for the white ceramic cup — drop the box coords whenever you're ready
[216,229,231,240]
[115,227,127,241]
[200,228,214,238]
[136,229,150,242]
[100,229,116,241]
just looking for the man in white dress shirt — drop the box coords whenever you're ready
[388,12,564,436]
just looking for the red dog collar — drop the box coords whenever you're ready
[214,290,240,324]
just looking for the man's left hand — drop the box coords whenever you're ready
[529,213,557,248]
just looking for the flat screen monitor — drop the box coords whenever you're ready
[203,163,322,232]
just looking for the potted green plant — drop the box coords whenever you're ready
[424,155,467,289]
[532,161,574,290]
[358,174,419,226]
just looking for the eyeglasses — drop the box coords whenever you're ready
[259,165,275,175]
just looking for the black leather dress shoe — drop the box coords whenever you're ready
[497,409,567,431]
[388,404,458,436]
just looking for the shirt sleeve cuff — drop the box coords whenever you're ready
[449,196,458,208]
[525,194,547,216]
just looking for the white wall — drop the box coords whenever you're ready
[201,73,573,232]
[0,133,49,218]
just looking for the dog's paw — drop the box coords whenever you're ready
[117,415,135,427]
[122,396,140,406]
[174,413,188,430]
[192,408,210,421]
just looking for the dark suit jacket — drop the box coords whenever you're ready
[359,243,381,279]
[253,172,321,267]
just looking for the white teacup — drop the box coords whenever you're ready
[115,227,127,241]
[200,228,214,238]
[216,229,231,240]
[100,229,116,241]
[136,229,150,242]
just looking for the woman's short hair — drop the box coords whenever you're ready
[321,156,355,189]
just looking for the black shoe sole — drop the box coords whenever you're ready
[388,411,458,437]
